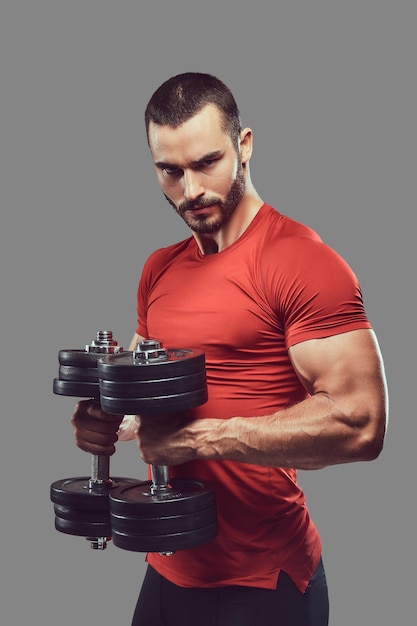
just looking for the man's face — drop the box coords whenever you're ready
[148,104,246,234]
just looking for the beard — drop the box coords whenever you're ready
[164,165,246,234]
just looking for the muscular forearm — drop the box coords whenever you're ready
[182,392,386,470]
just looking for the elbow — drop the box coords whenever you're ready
[357,433,384,461]
[352,411,387,462]
[359,367,389,462]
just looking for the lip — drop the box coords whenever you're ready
[188,205,214,214]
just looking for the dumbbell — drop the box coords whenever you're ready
[50,331,136,550]
[97,339,218,554]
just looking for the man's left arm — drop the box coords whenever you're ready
[138,329,388,469]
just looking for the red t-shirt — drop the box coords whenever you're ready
[135,204,371,591]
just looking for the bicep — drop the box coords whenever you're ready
[288,329,388,411]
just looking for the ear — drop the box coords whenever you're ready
[239,128,253,165]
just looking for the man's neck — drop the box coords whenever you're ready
[194,191,264,255]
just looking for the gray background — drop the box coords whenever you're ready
[1,1,415,624]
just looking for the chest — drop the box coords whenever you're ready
[145,255,284,357]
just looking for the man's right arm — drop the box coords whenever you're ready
[71,333,146,452]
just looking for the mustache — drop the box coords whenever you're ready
[178,197,221,213]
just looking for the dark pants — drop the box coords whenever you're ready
[131,557,329,626]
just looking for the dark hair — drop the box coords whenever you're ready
[145,72,241,146]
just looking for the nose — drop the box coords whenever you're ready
[182,170,204,202]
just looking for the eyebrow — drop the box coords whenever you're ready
[155,150,223,170]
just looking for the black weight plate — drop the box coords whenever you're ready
[50,477,137,510]
[111,505,217,535]
[58,350,104,367]
[99,370,206,398]
[54,516,112,537]
[111,521,218,552]
[100,387,208,415]
[98,349,205,382]
[110,478,216,516]
[58,365,99,382]
[54,504,112,523]
[53,378,100,399]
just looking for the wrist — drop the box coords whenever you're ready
[192,418,229,461]
[117,415,138,441]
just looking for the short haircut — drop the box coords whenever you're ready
[145,72,242,146]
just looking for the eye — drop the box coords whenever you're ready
[162,166,182,176]
[202,158,217,168]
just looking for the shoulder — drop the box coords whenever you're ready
[260,204,323,244]
[260,205,352,272]
[142,237,194,273]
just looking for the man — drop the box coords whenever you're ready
[71,73,388,626]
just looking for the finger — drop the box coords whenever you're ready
[72,400,123,428]
[73,424,119,455]
[74,439,118,456]
[73,414,123,434]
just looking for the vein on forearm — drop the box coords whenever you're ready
[194,392,374,470]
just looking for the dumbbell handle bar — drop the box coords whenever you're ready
[89,458,171,492]
[89,454,112,491]
[150,464,171,494]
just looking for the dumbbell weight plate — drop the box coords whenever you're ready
[53,503,113,537]
[99,369,206,398]
[98,351,207,413]
[110,478,216,515]
[112,522,218,553]
[58,349,109,367]
[50,476,137,509]
[51,477,109,510]
[97,349,206,381]
[54,349,104,398]
[53,378,100,399]
[100,387,208,415]
[51,476,138,538]
[58,365,100,382]
[111,503,217,535]
[109,478,218,552]
[98,347,208,413]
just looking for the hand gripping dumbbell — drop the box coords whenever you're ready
[97,339,218,554]
[50,331,137,550]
